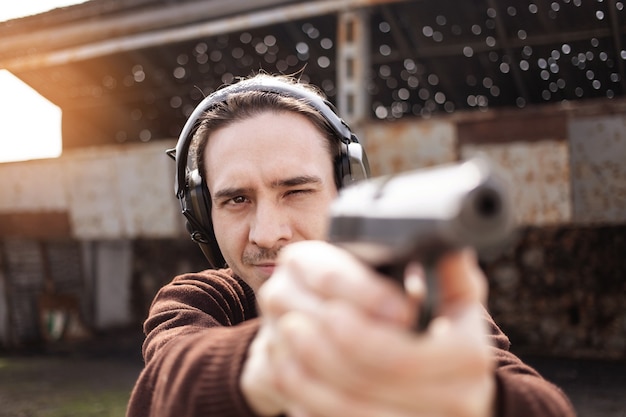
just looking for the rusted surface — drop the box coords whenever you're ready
[461,140,571,225]
[483,224,626,360]
[0,212,71,239]
[363,119,457,176]
[457,111,568,145]
[569,115,626,224]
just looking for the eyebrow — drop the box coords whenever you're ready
[212,175,323,201]
[271,175,323,188]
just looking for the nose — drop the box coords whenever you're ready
[249,201,293,249]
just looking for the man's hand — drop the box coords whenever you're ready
[243,241,496,417]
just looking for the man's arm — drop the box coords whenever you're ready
[127,270,262,417]
[486,316,576,417]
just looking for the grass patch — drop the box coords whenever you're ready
[39,389,131,417]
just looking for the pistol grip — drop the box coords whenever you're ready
[416,264,438,331]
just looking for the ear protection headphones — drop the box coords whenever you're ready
[167,76,371,268]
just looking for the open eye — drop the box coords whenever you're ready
[230,196,248,204]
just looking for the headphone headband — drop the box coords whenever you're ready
[173,77,355,198]
[169,75,370,268]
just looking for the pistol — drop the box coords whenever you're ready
[327,158,515,331]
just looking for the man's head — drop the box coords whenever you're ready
[171,74,369,288]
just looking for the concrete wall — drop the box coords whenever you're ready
[0,140,182,240]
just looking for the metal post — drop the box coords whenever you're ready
[337,9,370,130]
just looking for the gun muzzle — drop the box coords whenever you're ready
[328,157,515,266]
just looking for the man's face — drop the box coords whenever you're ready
[204,111,338,291]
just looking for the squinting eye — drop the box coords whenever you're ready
[231,196,247,204]
[289,189,313,195]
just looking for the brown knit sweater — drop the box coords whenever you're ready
[126,268,576,417]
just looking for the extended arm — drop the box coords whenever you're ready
[127,270,261,417]
[253,241,575,417]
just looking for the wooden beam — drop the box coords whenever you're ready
[1,0,411,72]
[0,0,300,59]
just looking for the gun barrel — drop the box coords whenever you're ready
[328,158,515,265]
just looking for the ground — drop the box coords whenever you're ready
[0,330,143,417]
[0,330,624,417]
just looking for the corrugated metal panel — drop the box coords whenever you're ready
[461,140,572,225]
[46,240,84,294]
[569,115,626,224]
[1,238,88,346]
[1,239,44,344]
[363,119,457,176]
[0,265,8,345]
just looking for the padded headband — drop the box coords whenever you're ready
[173,76,359,199]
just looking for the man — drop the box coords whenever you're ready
[127,74,575,417]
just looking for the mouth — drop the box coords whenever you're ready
[253,263,276,276]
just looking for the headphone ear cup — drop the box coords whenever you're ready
[185,169,225,267]
[339,140,370,187]
[187,170,211,235]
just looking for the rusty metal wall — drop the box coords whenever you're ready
[363,119,458,176]
[569,115,626,224]
[0,239,87,346]
[363,118,573,226]
[484,224,626,359]
[1,114,625,233]
[462,141,572,225]
[0,264,7,345]
[0,239,44,345]
[1,111,626,234]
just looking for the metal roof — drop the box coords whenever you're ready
[2,0,625,148]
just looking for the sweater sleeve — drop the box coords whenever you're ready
[127,269,262,417]
[484,311,577,417]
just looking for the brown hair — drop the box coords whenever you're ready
[191,74,342,187]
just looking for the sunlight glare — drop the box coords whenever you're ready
[0,70,62,163]
[0,1,90,23]
[0,1,89,163]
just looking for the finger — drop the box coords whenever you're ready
[322,301,491,382]
[278,241,412,325]
[437,248,488,308]
[275,310,384,397]
[272,339,412,417]
[275,308,493,416]
[257,267,324,319]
